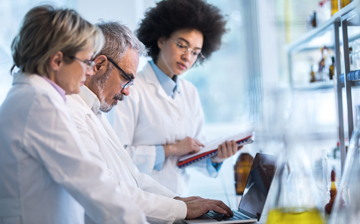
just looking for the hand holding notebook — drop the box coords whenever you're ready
[177,131,254,168]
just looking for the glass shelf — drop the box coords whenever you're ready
[285,1,358,53]
[292,80,337,91]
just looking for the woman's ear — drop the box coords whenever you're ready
[157,37,166,49]
[48,51,63,71]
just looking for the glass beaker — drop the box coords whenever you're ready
[328,105,360,224]
[266,142,325,224]
[319,149,330,211]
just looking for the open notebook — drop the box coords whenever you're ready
[177,131,253,168]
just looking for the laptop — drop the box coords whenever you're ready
[184,153,277,224]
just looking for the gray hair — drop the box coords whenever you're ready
[96,21,147,60]
[11,5,104,76]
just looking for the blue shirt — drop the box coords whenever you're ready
[149,61,222,173]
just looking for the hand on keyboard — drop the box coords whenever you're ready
[174,196,233,219]
[207,210,249,221]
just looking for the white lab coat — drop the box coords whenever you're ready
[66,86,187,224]
[113,62,217,196]
[0,72,147,224]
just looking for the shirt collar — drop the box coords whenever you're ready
[42,76,66,102]
[150,60,180,97]
[78,85,101,114]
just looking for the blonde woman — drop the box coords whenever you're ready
[0,6,147,224]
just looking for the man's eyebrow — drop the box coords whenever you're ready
[177,37,202,50]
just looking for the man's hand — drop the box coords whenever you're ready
[174,196,233,219]
[164,137,204,157]
[211,141,242,163]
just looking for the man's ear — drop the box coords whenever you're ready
[157,37,166,49]
[93,55,108,77]
[48,51,63,71]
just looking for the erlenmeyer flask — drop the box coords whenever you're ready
[328,105,360,224]
[266,142,325,224]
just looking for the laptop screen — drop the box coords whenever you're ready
[238,153,277,219]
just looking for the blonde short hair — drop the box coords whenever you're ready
[11,5,104,77]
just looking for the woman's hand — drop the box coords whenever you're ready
[211,140,243,163]
[163,137,204,157]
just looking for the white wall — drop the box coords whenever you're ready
[76,0,156,31]
[75,0,157,71]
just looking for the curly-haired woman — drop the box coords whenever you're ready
[113,0,241,196]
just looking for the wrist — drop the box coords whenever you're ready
[164,144,176,157]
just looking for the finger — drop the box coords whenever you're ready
[222,141,228,158]
[226,141,232,155]
[214,200,233,216]
[192,145,201,153]
[206,203,232,216]
[217,144,223,159]
[231,140,237,155]
[206,204,228,215]
[194,138,205,147]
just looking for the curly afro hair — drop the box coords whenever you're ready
[136,0,227,64]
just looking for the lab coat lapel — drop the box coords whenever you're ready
[74,89,140,187]
[13,73,65,106]
[96,112,140,187]
[142,63,180,111]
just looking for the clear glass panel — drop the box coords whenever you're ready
[183,0,253,124]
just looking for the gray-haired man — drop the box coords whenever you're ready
[66,21,233,224]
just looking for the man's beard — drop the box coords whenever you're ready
[95,68,124,113]
[98,88,124,113]
[98,89,124,113]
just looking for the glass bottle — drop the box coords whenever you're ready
[266,142,325,224]
[331,0,339,16]
[319,149,330,211]
[324,170,337,216]
[328,105,360,224]
[317,47,326,81]
[310,65,316,83]
[340,0,352,9]
[234,153,254,195]
[349,46,354,71]
[329,57,335,80]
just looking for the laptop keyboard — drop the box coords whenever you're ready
[206,210,250,221]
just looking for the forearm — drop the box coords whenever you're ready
[121,182,186,223]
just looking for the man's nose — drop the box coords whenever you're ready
[121,87,130,96]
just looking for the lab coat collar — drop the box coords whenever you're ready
[12,72,66,103]
[143,62,182,108]
[78,85,101,114]
[149,60,180,97]
[42,76,66,102]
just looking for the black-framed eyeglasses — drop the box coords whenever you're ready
[107,57,134,90]
[67,56,95,71]
[172,39,205,60]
